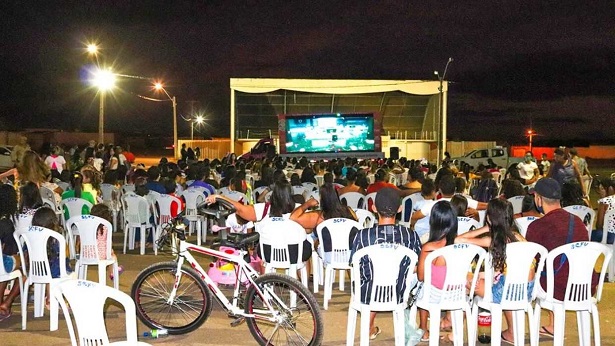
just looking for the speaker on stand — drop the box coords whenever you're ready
[390,147,400,160]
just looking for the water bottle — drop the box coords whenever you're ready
[143,328,169,339]
[477,309,491,344]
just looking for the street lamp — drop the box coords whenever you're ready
[91,68,116,145]
[527,129,535,153]
[192,115,204,140]
[434,57,453,165]
[154,82,178,159]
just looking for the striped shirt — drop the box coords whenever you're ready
[350,224,422,304]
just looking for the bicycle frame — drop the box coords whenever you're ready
[167,237,286,323]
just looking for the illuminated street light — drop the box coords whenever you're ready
[91,68,116,145]
[192,115,204,140]
[86,43,98,55]
[527,129,535,152]
[154,82,178,159]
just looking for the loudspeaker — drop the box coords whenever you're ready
[390,147,399,160]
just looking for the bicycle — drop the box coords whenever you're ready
[130,198,324,345]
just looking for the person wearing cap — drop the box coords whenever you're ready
[525,177,596,337]
[349,187,422,340]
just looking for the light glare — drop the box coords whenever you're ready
[87,44,98,54]
[92,69,116,91]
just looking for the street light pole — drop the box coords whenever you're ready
[98,91,105,144]
[434,57,453,166]
[172,96,177,158]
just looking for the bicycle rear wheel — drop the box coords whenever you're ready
[131,261,213,334]
[244,273,324,346]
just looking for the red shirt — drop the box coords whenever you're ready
[525,208,592,301]
[366,181,398,195]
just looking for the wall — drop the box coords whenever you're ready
[178,139,232,160]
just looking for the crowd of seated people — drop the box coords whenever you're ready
[1,138,612,344]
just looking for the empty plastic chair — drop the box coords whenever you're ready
[507,195,525,214]
[316,218,362,310]
[66,215,120,289]
[53,279,152,346]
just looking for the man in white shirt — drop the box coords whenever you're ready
[411,175,485,243]
[517,151,539,186]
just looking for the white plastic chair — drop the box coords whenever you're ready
[66,215,119,289]
[457,216,481,235]
[154,194,183,255]
[316,218,362,310]
[563,205,596,239]
[339,192,366,210]
[534,241,612,346]
[121,183,135,194]
[16,225,74,331]
[302,182,319,193]
[353,208,376,229]
[0,238,25,330]
[346,244,419,346]
[40,185,63,222]
[53,279,153,346]
[514,216,540,238]
[252,186,269,203]
[257,217,309,287]
[182,188,207,245]
[364,192,377,213]
[100,183,121,232]
[409,244,487,346]
[61,197,94,260]
[507,195,526,214]
[221,190,249,205]
[15,213,33,235]
[292,185,307,201]
[122,193,155,255]
[399,194,415,227]
[472,242,548,346]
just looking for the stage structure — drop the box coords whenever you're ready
[230,78,448,161]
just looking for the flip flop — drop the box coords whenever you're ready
[539,326,554,338]
[0,311,12,322]
[369,326,381,340]
[501,332,514,345]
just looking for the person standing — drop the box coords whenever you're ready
[10,136,30,168]
[525,177,595,337]
[547,147,587,197]
[569,148,591,197]
[517,151,540,186]
[540,153,551,176]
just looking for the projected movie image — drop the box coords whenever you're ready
[285,114,375,154]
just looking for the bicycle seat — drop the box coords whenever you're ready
[197,198,236,219]
[215,233,260,251]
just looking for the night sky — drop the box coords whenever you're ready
[1,1,614,146]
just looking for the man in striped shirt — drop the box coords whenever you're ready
[350,187,422,340]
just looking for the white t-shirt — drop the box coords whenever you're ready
[414,196,479,238]
[517,161,538,180]
[44,155,66,173]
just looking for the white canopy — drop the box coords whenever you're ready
[229,78,448,158]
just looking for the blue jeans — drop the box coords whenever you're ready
[591,229,614,244]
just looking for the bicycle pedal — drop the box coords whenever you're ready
[230,317,245,327]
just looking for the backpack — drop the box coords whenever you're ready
[473,178,498,202]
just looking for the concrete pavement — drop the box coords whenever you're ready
[2,231,615,345]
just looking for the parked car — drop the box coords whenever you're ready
[0,145,13,170]
[451,146,523,169]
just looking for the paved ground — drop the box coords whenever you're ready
[2,232,615,345]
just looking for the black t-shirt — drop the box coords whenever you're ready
[0,217,18,256]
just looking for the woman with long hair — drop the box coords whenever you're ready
[455,198,533,344]
[18,150,50,185]
[416,201,458,341]
[290,182,357,232]
[0,184,21,319]
[19,181,44,215]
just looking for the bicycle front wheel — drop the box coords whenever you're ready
[245,273,324,346]
[131,261,213,334]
